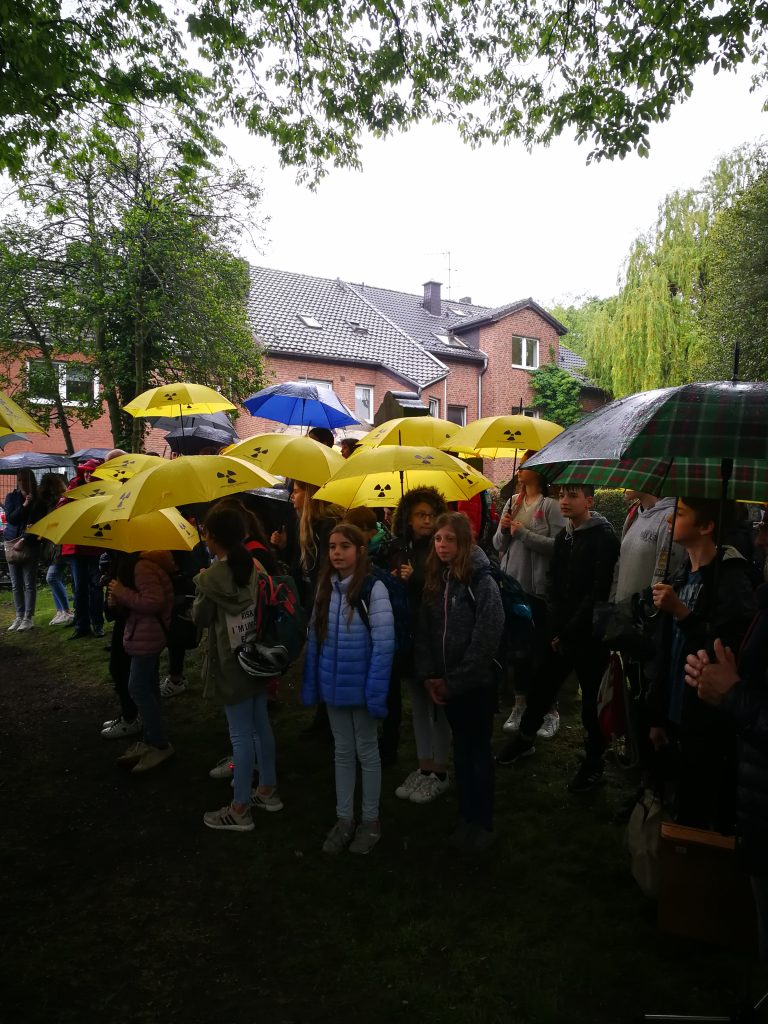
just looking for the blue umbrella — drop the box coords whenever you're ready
[243,381,359,430]
[0,433,32,450]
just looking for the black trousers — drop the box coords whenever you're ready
[445,686,496,832]
[109,616,137,722]
[379,656,402,762]
[520,640,609,763]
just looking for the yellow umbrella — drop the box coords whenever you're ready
[123,383,236,418]
[357,417,461,449]
[441,415,563,459]
[223,434,345,486]
[96,455,278,520]
[27,496,198,552]
[93,453,161,482]
[0,390,45,434]
[314,445,494,508]
[66,478,123,501]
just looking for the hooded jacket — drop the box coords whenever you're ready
[493,494,565,598]
[302,573,394,717]
[415,546,505,698]
[114,550,174,657]
[548,512,620,646]
[192,558,267,705]
[612,497,685,603]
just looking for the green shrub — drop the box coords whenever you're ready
[594,488,627,534]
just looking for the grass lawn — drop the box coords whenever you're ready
[0,585,760,1024]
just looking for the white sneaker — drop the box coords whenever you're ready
[50,612,63,625]
[17,617,34,631]
[101,716,142,740]
[7,617,22,631]
[537,711,561,739]
[50,611,73,625]
[409,772,450,804]
[209,756,234,780]
[160,675,188,698]
[395,770,429,800]
[503,704,525,733]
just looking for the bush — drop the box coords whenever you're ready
[594,488,627,534]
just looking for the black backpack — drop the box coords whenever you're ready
[467,563,534,665]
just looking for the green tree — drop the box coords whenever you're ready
[548,297,608,356]
[4,112,267,450]
[703,168,768,381]
[529,364,583,427]
[581,144,765,397]
[5,1,768,179]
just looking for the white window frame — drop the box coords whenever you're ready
[302,377,333,391]
[355,384,374,424]
[27,358,99,407]
[511,335,540,370]
[447,404,467,426]
[428,396,440,417]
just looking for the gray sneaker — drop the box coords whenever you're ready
[250,788,284,812]
[349,820,381,855]
[322,818,355,854]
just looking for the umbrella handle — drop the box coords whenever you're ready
[662,498,678,584]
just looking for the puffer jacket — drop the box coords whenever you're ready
[415,547,505,698]
[302,573,394,718]
[192,558,266,705]
[115,550,175,656]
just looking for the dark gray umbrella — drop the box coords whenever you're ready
[71,447,112,461]
[0,453,74,472]
[165,423,236,454]
[150,411,237,437]
[0,433,32,450]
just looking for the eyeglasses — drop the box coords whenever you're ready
[413,511,435,520]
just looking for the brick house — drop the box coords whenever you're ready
[3,266,583,482]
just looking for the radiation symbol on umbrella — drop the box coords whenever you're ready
[373,483,392,497]
[91,522,113,538]
[457,471,475,483]
[115,491,132,510]
[503,429,522,440]
[163,391,179,401]
[250,446,269,458]
[217,470,239,485]
[414,453,435,464]
[90,488,109,496]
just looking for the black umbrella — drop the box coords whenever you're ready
[150,411,237,437]
[71,447,112,461]
[165,423,236,454]
[0,453,75,473]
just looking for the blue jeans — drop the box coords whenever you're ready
[9,557,38,618]
[46,560,70,612]
[128,654,167,748]
[225,694,277,806]
[69,555,104,634]
[327,706,381,822]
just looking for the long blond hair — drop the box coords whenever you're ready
[312,523,370,643]
[423,512,475,597]
[294,481,339,571]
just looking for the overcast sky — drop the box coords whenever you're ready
[223,64,767,310]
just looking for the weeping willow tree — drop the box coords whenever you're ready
[583,143,765,397]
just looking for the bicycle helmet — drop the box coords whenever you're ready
[236,640,290,678]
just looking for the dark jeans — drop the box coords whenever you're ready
[109,617,137,722]
[70,555,104,634]
[128,654,167,748]
[379,657,402,762]
[445,686,496,832]
[521,639,609,764]
[168,639,186,678]
[512,595,549,697]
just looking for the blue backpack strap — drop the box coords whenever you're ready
[355,574,377,632]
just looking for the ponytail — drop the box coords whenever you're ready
[202,505,254,587]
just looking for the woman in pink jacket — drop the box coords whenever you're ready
[108,550,175,774]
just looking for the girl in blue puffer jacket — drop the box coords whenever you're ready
[302,523,395,855]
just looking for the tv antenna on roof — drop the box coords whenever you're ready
[425,250,456,301]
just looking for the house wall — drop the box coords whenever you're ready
[477,308,560,419]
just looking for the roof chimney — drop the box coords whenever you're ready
[422,280,442,316]
[459,295,472,304]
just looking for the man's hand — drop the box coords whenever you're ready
[649,726,670,750]
[686,638,739,706]
[424,677,447,705]
[652,583,690,620]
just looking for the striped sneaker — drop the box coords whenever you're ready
[203,804,255,832]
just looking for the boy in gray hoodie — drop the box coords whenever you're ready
[613,492,684,603]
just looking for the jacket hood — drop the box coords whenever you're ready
[565,511,613,536]
[470,545,491,571]
[638,497,676,522]
[140,550,177,575]
[195,558,257,613]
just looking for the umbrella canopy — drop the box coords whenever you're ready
[149,411,238,437]
[66,478,124,501]
[0,391,45,434]
[0,453,74,472]
[71,447,112,461]
[165,423,235,454]
[243,381,358,429]
[223,434,345,486]
[28,496,198,551]
[0,430,32,450]
[124,383,236,419]
[314,445,494,508]
[96,455,278,520]
[93,453,162,483]
[442,415,563,459]
[357,416,460,449]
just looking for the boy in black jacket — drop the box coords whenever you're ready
[497,484,620,792]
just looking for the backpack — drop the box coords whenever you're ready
[165,569,199,651]
[245,560,308,669]
[467,563,534,665]
[353,565,412,655]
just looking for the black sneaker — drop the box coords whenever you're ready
[496,734,536,766]
[567,761,604,793]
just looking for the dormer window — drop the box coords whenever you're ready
[434,333,467,349]
[345,319,368,334]
[297,314,322,329]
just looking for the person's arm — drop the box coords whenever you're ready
[518,499,565,556]
[364,581,395,718]
[493,500,512,554]
[110,561,167,615]
[191,578,217,629]
[444,575,505,697]
[413,597,437,680]
[5,491,29,527]
[301,619,320,707]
